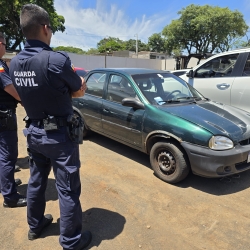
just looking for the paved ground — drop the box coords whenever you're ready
[1,105,250,250]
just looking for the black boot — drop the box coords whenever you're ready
[3,194,27,208]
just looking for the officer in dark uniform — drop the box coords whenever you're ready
[9,4,92,250]
[0,32,27,208]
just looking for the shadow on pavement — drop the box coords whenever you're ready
[175,169,250,195]
[86,133,151,169]
[37,208,126,248]
[87,133,250,196]
[17,178,59,201]
[82,207,126,248]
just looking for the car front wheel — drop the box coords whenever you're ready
[150,141,190,184]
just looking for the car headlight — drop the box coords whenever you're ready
[209,136,234,150]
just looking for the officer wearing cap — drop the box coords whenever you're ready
[9,4,92,250]
[0,32,27,208]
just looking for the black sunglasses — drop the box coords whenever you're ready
[40,24,52,31]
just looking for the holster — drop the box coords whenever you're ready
[67,114,83,144]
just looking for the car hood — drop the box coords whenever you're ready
[158,101,250,142]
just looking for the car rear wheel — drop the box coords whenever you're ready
[150,141,190,183]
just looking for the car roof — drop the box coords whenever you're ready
[203,47,250,59]
[91,68,170,75]
[188,47,250,71]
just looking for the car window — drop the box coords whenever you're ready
[86,72,106,97]
[107,74,136,103]
[195,54,239,78]
[162,78,190,96]
[243,54,250,76]
[132,73,204,105]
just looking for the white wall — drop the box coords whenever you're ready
[68,53,201,71]
[68,53,164,71]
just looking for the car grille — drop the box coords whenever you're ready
[235,160,250,171]
[239,138,250,146]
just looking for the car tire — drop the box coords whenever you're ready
[150,141,190,184]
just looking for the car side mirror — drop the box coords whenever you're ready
[122,97,145,110]
[186,70,194,78]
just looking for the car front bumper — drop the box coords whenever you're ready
[181,141,250,177]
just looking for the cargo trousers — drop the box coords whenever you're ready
[25,123,83,249]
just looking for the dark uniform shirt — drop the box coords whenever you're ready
[9,40,81,119]
[16,40,81,94]
[0,59,17,110]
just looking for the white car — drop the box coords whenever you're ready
[171,48,250,112]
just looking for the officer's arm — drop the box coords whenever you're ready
[4,84,21,101]
[71,77,87,98]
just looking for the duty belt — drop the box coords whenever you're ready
[31,118,68,127]
[24,114,84,144]
[24,116,68,131]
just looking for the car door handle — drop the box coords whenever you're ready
[79,102,87,106]
[103,108,110,113]
[103,109,116,115]
[216,83,230,90]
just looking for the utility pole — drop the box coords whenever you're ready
[164,47,167,70]
[135,34,138,58]
[105,36,108,68]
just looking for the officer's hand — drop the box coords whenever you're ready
[80,77,87,93]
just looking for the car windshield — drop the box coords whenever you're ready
[132,73,205,105]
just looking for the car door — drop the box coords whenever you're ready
[230,52,250,112]
[102,73,145,148]
[186,53,239,105]
[77,72,106,133]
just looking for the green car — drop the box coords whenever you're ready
[72,68,250,183]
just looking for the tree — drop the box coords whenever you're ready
[0,0,65,50]
[124,39,149,52]
[97,37,125,53]
[53,46,86,54]
[229,32,250,49]
[148,33,167,53]
[86,48,99,55]
[162,4,249,54]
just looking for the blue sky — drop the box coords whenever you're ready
[51,0,250,50]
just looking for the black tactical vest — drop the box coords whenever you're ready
[10,50,73,120]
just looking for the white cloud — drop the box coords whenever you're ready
[51,0,172,50]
